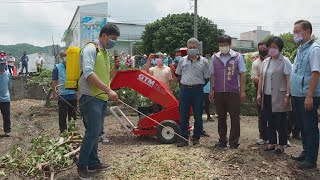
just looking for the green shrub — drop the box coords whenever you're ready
[243,54,256,102]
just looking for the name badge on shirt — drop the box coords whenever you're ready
[228,60,235,65]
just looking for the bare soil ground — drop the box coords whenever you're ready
[0,99,319,180]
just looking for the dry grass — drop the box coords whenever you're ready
[0,100,319,180]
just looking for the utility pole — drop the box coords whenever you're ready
[194,0,198,39]
[52,36,58,64]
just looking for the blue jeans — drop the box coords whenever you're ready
[77,95,107,169]
[179,86,204,139]
[293,97,320,163]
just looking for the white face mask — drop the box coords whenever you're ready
[219,46,230,54]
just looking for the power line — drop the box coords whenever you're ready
[0,0,88,3]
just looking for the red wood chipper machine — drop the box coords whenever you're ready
[109,69,191,144]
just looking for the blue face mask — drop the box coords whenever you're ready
[106,39,116,49]
[187,49,199,56]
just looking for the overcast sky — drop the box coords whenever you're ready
[2,0,320,46]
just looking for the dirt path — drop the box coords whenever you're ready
[0,100,319,180]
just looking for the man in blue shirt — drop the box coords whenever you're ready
[0,60,11,137]
[52,51,77,133]
[20,51,29,75]
[290,20,320,169]
[139,54,148,68]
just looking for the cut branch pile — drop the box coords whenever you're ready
[0,119,82,178]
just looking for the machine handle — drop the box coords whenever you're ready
[109,106,137,132]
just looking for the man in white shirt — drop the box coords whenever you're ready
[251,41,269,145]
[145,52,173,90]
[7,53,15,75]
[35,53,44,73]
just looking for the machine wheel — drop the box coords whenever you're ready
[156,120,180,144]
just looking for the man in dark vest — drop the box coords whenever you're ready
[209,35,247,149]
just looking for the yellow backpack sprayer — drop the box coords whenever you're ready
[65,43,99,90]
[65,46,81,90]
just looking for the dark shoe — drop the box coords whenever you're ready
[274,148,284,154]
[201,130,210,137]
[192,138,200,145]
[214,142,227,148]
[264,146,275,151]
[207,116,214,121]
[229,143,239,149]
[77,167,92,180]
[291,152,306,162]
[292,134,302,140]
[88,163,111,172]
[3,132,10,137]
[176,139,189,147]
[297,161,317,169]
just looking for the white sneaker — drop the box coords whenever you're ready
[100,136,109,144]
[257,138,266,145]
[287,140,291,147]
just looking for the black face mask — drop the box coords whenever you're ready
[259,49,268,58]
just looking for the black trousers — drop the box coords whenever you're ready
[37,65,42,73]
[215,92,241,145]
[58,99,77,133]
[263,95,287,145]
[8,65,14,76]
[255,85,268,140]
[0,102,11,133]
[21,63,28,74]
[287,97,300,137]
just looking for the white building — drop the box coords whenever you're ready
[61,2,145,55]
[231,37,255,53]
[240,26,270,47]
[231,38,253,49]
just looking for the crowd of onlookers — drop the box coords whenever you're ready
[0,51,44,76]
[126,20,320,170]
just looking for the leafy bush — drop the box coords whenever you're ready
[118,88,150,108]
[243,54,256,102]
[28,69,53,88]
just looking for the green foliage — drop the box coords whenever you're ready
[0,119,79,178]
[118,88,150,108]
[243,54,256,101]
[278,33,299,61]
[263,34,275,42]
[172,82,180,99]
[132,41,144,55]
[141,13,224,55]
[28,69,53,88]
